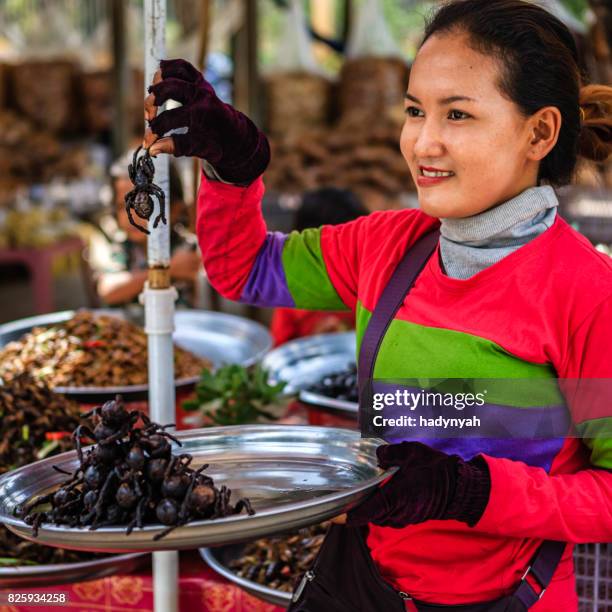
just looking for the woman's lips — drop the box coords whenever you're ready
[416,173,455,187]
[416,166,455,187]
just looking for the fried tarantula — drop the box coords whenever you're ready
[124,146,167,235]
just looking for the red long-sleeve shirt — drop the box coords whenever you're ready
[196,174,612,609]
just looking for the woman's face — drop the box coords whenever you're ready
[400,31,541,219]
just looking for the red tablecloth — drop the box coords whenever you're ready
[2,553,285,612]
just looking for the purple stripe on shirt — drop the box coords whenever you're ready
[363,382,570,472]
[240,232,295,308]
[387,437,566,473]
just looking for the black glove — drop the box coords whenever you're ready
[347,442,491,529]
[146,58,270,185]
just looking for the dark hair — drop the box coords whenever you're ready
[422,0,612,186]
[295,188,367,231]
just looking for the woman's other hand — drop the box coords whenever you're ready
[143,59,270,185]
[169,248,201,281]
[346,442,491,529]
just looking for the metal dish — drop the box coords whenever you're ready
[262,332,359,415]
[200,545,291,608]
[0,552,148,588]
[0,309,272,402]
[298,390,358,416]
[0,425,390,552]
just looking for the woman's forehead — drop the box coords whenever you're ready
[409,32,502,102]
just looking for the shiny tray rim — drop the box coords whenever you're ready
[0,552,148,588]
[298,390,359,415]
[0,425,390,551]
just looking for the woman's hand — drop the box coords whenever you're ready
[143,59,270,185]
[346,442,491,529]
[169,248,201,281]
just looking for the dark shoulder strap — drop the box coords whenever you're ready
[355,226,566,610]
[512,541,567,609]
[357,228,439,432]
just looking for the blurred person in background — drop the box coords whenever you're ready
[93,152,200,306]
[270,187,367,345]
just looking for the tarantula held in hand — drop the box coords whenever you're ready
[124,146,166,235]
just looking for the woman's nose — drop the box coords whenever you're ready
[413,119,446,159]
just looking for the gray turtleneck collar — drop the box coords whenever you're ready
[438,185,559,279]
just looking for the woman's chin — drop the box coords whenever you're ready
[419,198,459,219]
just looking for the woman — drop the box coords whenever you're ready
[143,0,612,608]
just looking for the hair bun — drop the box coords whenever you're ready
[578,84,612,163]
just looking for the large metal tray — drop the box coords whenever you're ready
[200,545,292,608]
[0,425,390,553]
[0,552,148,588]
[262,332,359,415]
[0,309,272,402]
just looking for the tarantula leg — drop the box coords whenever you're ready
[73,425,95,465]
[234,498,255,516]
[212,485,230,518]
[131,145,142,178]
[143,153,155,178]
[52,465,73,475]
[157,429,181,445]
[30,512,44,537]
[125,195,150,235]
[149,184,167,228]
[84,469,118,526]
[81,406,100,420]
[178,464,208,521]
[153,522,180,541]
[127,487,149,535]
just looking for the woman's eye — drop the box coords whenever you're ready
[405,106,424,118]
[448,109,470,120]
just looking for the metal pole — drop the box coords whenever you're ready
[111,0,128,159]
[143,2,179,611]
[232,0,259,121]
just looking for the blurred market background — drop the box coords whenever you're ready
[0,0,608,324]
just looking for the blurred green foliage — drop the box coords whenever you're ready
[182,364,286,426]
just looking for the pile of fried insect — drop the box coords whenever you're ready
[19,396,254,540]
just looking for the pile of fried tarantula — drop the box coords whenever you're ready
[19,396,254,540]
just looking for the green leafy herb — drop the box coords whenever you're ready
[183,364,286,426]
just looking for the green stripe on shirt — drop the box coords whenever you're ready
[575,418,612,469]
[356,302,562,407]
[282,228,347,311]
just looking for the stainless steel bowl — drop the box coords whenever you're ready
[262,332,358,415]
[0,309,272,402]
[200,545,291,608]
[0,552,148,588]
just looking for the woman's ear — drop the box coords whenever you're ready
[527,106,562,161]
